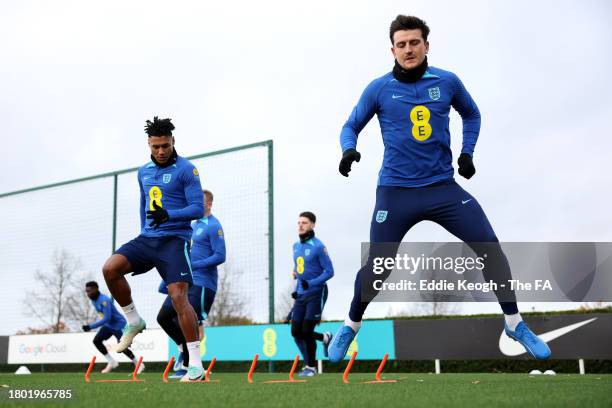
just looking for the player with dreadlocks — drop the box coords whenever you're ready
[101,116,207,381]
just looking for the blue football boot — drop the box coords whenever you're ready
[327,325,356,363]
[505,321,551,360]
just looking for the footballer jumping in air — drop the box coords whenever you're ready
[101,117,207,381]
[290,212,334,376]
[328,15,550,362]
[82,281,144,374]
[157,189,226,378]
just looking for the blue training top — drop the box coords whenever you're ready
[190,214,226,291]
[89,293,126,331]
[340,66,481,187]
[293,236,334,296]
[138,155,204,241]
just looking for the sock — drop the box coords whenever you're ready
[121,303,141,326]
[103,353,116,364]
[186,341,203,369]
[131,356,139,364]
[504,312,522,331]
[344,317,362,333]
[177,344,183,353]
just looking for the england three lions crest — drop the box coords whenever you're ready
[428,87,441,101]
[376,210,388,223]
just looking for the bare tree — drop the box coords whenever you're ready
[23,249,95,333]
[206,265,253,326]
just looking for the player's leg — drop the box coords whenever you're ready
[155,237,204,381]
[298,291,324,376]
[104,237,154,352]
[198,286,216,344]
[430,180,550,360]
[93,327,118,373]
[156,296,189,376]
[313,285,332,357]
[329,186,420,362]
[290,296,309,364]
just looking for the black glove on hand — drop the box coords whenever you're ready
[146,201,169,229]
[301,280,309,290]
[339,149,361,177]
[458,153,476,179]
[82,324,91,332]
[291,291,298,299]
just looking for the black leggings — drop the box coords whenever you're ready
[157,305,189,366]
[291,320,323,367]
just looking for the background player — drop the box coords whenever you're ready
[82,281,144,374]
[157,189,226,378]
[101,116,206,381]
[328,15,550,362]
[290,211,333,376]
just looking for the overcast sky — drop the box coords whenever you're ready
[1,0,611,333]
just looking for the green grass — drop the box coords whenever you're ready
[1,372,611,408]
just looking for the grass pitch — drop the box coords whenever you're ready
[1,372,611,408]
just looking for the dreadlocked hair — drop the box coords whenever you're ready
[144,116,175,137]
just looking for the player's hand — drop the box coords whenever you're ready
[339,149,361,177]
[301,279,309,290]
[291,291,298,299]
[458,153,476,179]
[82,324,91,332]
[146,201,169,228]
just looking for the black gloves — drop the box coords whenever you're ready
[458,153,476,179]
[291,291,298,299]
[301,280,309,290]
[339,149,361,177]
[82,324,91,332]
[146,201,169,228]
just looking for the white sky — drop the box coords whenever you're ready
[1,0,611,331]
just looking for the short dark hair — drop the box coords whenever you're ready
[299,211,316,224]
[145,116,175,137]
[203,189,213,204]
[85,281,98,289]
[389,15,430,44]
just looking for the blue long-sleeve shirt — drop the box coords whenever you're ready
[190,215,226,291]
[340,66,481,187]
[293,236,334,295]
[88,293,126,331]
[137,155,204,241]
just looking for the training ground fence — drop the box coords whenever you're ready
[0,140,274,335]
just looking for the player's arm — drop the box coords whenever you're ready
[87,299,112,330]
[191,224,227,269]
[138,169,146,229]
[305,246,334,287]
[338,79,381,176]
[166,165,205,221]
[450,73,481,179]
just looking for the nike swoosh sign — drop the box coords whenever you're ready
[498,317,598,356]
[392,94,404,99]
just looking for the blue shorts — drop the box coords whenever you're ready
[94,325,123,342]
[161,285,216,323]
[292,286,328,323]
[115,235,193,285]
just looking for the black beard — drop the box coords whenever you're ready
[392,56,428,83]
